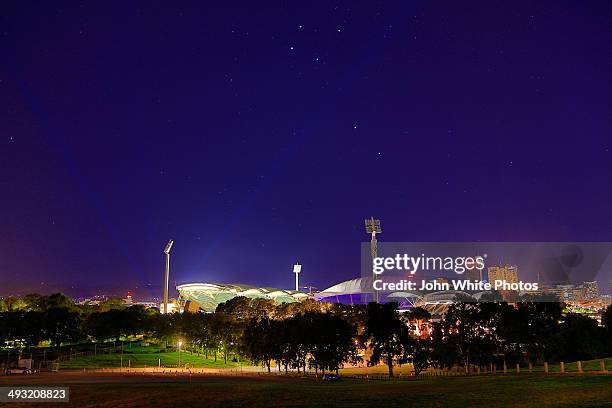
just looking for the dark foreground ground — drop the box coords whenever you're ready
[0,371,611,408]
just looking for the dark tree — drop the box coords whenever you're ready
[86,309,124,341]
[283,314,311,373]
[401,335,431,376]
[515,301,562,362]
[362,302,405,377]
[45,308,84,348]
[241,317,277,372]
[45,293,75,310]
[122,305,152,337]
[603,304,612,354]
[557,314,606,361]
[443,303,489,370]
[429,322,457,369]
[97,298,126,312]
[21,311,46,349]
[216,297,254,320]
[23,294,47,311]
[0,312,23,347]
[0,311,44,349]
[306,312,360,374]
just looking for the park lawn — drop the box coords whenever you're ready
[10,373,612,408]
[340,364,415,376]
[2,341,160,362]
[340,358,612,376]
[59,349,241,369]
[530,358,612,373]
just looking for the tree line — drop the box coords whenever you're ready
[374,299,612,376]
[0,293,611,376]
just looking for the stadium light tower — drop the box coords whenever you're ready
[365,217,382,303]
[163,239,174,314]
[293,263,302,291]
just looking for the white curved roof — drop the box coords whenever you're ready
[315,277,371,300]
[317,278,473,313]
[176,282,307,312]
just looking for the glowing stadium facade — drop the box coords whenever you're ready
[176,283,309,313]
[314,277,377,304]
[178,278,472,315]
[314,277,473,314]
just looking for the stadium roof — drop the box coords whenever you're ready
[314,277,370,300]
[176,283,309,313]
[316,278,473,313]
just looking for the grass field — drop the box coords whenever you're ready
[58,345,241,369]
[49,346,612,407]
[58,347,612,375]
[338,359,612,377]
[530,359,612,373]
[2,372,611,408]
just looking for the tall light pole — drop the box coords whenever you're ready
[163,239,174,314]
[365,217,382,303]
[293,263,302,291]
[177,340,182,367]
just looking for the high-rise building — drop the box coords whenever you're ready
[582,281,599,300]
[487,265,519,284]
[552,284,584,301]
[505,266,518,283]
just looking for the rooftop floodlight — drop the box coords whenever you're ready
[164,239,174,254]
[365,217,382,303]
[163,239,174,314]
[293,263,302,291]
[364,217,382,234]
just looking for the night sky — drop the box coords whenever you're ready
[2,1,612,298]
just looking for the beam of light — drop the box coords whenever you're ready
[189,9,417,282]
[12,77,153,298]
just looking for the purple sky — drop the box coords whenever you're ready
[2,1,612,298]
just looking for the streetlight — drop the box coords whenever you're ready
[177,340,183,367]
[163,239,174,314]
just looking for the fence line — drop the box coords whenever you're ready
[60,358,611,381]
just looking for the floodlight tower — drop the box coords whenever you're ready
[163,239,174,314]
[293,263,302,291]
[365,217,382,303]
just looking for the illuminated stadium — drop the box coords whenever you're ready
[178,278,474,314]
[315,277,473,314]
[176,283,309,313]
[314,277,378,304]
